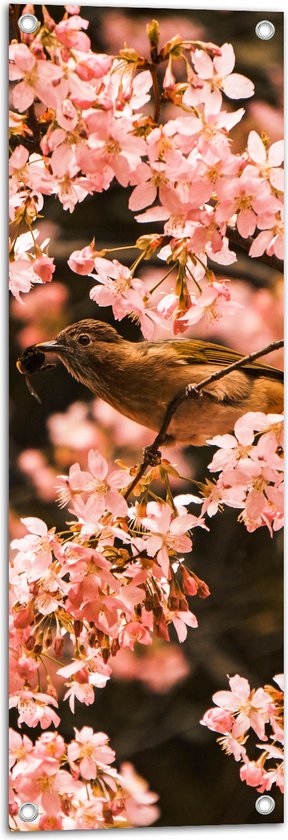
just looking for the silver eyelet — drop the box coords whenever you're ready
[18,14,39,34]
[18,802,39,822]
[255,795,275,815]
[255,20,275,40]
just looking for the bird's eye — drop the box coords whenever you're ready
[78,334,91,346]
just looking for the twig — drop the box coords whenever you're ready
[124,338,284,500]
[226,226,283,273]
[149,64,161,123]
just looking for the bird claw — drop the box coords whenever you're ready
[185,382,202,400]
[143,445,162,466]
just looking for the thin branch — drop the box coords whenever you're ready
[149,64,161,123]
[124,338,284,500]
[226,226,283,273]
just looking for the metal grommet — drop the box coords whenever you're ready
[18,13,39,34]
[18,802,39,822]
[255,795,275,816]
[255,20,275,40]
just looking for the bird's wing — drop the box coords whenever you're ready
[166,339,284,382]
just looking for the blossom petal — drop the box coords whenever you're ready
[222,73,254,99]
[21,517,48,536]
[247,131,266,164]
[88,449,108,480]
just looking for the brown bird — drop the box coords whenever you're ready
[17,319,284,446]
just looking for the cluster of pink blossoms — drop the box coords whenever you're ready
[10,414,283,735]
[9,6,283,323]
[201,674,284,794]
[10,451,210,726]
[9,726,159,830]
[202,412,284,534]
[9,447,210,827]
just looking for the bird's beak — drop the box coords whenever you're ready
[35,340,66,353]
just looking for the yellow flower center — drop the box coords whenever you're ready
[238,195,252,210]
[106,275,130,295]
[38,775,55,792]
[106,138,121,155]
[24,67,38,87]
[80,743,95,758]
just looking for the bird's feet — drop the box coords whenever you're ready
[143,445,162,466]
[185,382,203,400]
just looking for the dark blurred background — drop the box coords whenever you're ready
[10,5,283,826]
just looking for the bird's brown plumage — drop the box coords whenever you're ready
[18,319,284,446]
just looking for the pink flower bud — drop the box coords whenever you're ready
[201,707,234,733]
[33,255,55,284]
[68,246,95,275]
[240,761,264,787]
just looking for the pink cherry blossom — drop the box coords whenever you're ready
[9,729,37,774]
[177,282,242,329]
[59,653,111,680]
[247,131,284,191]
[191,43,254,112]
[16,766,81,815]
[119,621,152,649]
[11,517,57,582]
[89,257,161,338]
[9,43,63,111]
[212,674,272,740]
[89,257,137,309]
[129,162,170,212]
[54,15,91,52]
[140,501,195,577]
[135,181,209,231]
[67,728,115,779]
[9,690,60,729]
[32,731,66,768]
[63,681,96,714]
[249,209,284,261]
[77,113,147,187]
[216,169,281,238]
[57,448,130,517]
[9,230,55,301]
